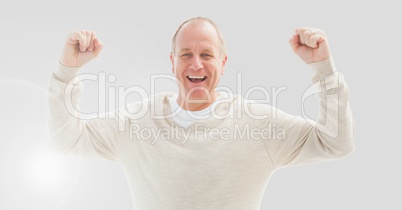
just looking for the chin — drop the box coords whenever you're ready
[186,89,213,101]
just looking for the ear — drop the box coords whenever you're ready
[220,55,228,75]
[170,53,175,74]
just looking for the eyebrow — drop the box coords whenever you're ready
[178,48,216,55]
[201,49,215,54]
[179,48,191,54]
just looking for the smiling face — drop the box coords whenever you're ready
[170,20,227,110]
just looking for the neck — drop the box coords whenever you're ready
[177,91,218,111]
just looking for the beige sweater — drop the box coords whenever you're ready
[48,57,354,210]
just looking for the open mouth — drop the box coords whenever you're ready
[187,76,207,83]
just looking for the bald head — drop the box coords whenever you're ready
[171,17,227,58]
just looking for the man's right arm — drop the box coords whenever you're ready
[48,31,126,160]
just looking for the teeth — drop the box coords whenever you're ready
[188,76,206,79]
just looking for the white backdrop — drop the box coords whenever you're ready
[1,0,400,209]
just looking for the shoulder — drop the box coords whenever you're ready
[217,91,276,120]
[120,92,174,119]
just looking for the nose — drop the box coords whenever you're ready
[190,56,203,71]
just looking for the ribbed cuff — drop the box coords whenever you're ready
[309,57,337,83]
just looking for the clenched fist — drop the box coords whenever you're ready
[59,30,104,67]
[289,27,331,64]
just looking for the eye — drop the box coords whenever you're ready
[181,53,192,57]
[201,53,212,58]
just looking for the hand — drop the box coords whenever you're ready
[59,30,104,67]
[289,27,331,64]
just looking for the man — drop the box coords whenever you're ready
[49,17,354,209]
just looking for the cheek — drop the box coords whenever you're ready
[172,64,182,75]
[174,63,189,81]
[175,61,188,72]
[208,63,222,76]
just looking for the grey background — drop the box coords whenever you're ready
[1,0,400,209]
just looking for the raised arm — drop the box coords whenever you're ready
[263,27,355,168]
[48,31,126,160]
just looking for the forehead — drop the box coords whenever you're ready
[176,21,220,51]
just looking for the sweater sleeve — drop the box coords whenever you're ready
[48,63,129,160]
[263,57,355,168]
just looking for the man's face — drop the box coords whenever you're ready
[170,21,227,102]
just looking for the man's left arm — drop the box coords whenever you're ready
[263,28,355,168]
